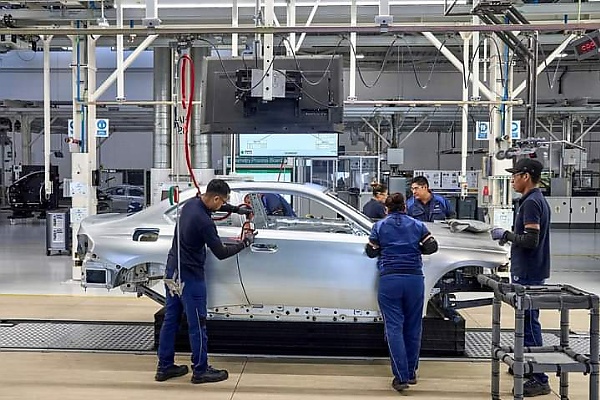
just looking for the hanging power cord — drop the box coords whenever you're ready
[179,53,199,191]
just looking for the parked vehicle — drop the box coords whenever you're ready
[103,185,145,213]
[77,181,508,320]
[7,171,59,218]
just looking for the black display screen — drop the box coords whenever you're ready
[572,32,600,60]
[575,39,598,55]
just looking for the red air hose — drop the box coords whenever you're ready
[179,54,199,191]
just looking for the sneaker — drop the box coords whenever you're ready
[191,366,229,384]
[512,378,551,397]
[155,364,189,382]
[392,377,409,392]
[408,376,417,385]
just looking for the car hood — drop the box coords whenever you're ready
[426,222,506,254]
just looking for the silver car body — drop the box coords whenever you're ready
[78,181,508,319]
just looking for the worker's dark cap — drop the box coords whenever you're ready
[505,158,543,178]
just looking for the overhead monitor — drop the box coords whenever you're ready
[239,133,338,157]
[571,31,600,61]
[200,55,344,135]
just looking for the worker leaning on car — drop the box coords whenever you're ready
[155,179,255,385]
[365,192,439,393]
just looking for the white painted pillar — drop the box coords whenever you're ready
[348,0,357,100]
[87,35,99,216]
[116,0,125,101]
[232,0,239,56]
[263,0,275,101]
[287,0,296,55]
[460,33,470,199]
[43,35,53,198]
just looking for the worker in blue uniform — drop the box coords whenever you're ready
[362,183,388,220]
[407,176,456,222]
[491,159,551,397]
[365,192,439,393]
[156,179,255,384]
[261,193,296,217]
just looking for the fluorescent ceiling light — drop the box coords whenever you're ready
[557,52,569,58]
[355,54,365,59]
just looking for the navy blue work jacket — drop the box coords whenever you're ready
[165,196,222,281]
[368,212,430,276]
[406,193,454,222]
[511,188,551,282]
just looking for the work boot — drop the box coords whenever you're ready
[512,378,551,397]
[392,377,409,392]
[191,366,229,384]
[155,364,189,382]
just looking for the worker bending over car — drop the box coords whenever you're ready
[365,192,438,392]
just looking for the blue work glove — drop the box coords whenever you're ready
[491,227,507,242]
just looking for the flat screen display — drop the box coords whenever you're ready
[200,56,344,134]
[239,133,338,157]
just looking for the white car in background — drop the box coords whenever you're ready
[76,181,508,321]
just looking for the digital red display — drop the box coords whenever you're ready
[576,40,598,54]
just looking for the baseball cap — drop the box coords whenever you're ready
[505,158,543,178]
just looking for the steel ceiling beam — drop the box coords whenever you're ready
[2,21,600,35]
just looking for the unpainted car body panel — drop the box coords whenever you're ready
[78,181,509,315]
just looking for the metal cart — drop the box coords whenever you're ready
[478,275,599,400]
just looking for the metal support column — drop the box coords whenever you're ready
[525,33,538,138]
[348,0,357,101]
[87,35,99,216]
[262,0,275,101]
[42,35,53,199]
[286,0,296,55]
[232,0,239,56]
[460,32,471,199]
[116,0,125,101]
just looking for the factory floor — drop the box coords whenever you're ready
[1,212,599,399]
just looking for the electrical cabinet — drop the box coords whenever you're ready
[597,198,600,228]
[547,197,571,227]
[570,198,596,228]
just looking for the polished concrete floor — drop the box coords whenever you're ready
[1,211,599,399]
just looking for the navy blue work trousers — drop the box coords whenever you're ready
[513,276,548,384]
[157,278,209,374]
[378,274,424,383]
